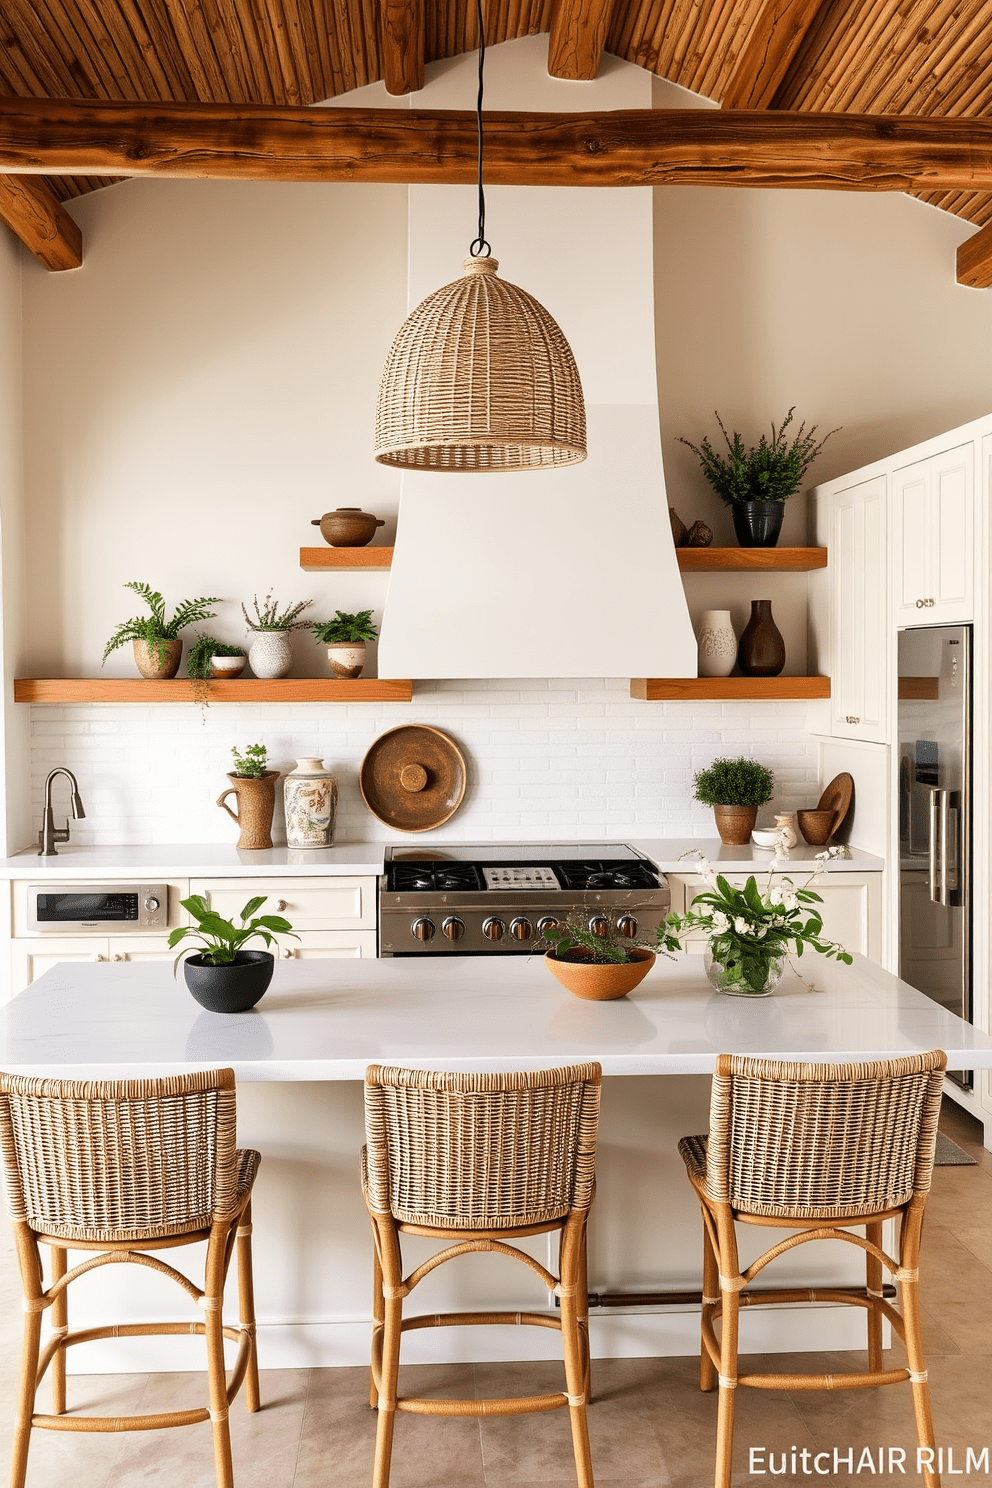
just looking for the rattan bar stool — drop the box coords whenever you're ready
[0,1067,261,1488]
[680,1050,947,1488]
[362,1062,602,1488]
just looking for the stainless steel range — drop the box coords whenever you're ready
[379,843,670,956]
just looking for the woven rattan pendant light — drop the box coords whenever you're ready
[374,5,586,472]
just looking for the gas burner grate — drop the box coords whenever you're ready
[552,861,661,892]
[389,863,485,893]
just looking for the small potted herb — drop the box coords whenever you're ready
[102,582,222,679]
[241,592,314,679]
[679,408,838,547]
[217,743,279,850]
[312,609,379,679]
[186,635,247,681]
[540,910,656,1001]
[693,756,773,845]
[170,894,298,1012]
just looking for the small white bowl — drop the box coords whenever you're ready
[751,828,781,849]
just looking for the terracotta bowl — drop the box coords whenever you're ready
[545,947,655,1002]
[797,808,834,845]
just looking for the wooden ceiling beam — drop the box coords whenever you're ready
[956,218,992,288]
[0,173,81,270]
[6,98,992,193]
[548,0,617,81]
[381,0,425,95]
[721,0,825,110]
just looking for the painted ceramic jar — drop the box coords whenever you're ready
[696,609,737,678]
[248,631,293,679]
[284,757,337,849]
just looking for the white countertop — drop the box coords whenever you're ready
[0,843,389,878]
[0,839,882,880]
[1,952,985,1082]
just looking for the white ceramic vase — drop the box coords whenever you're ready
[249,631,292,679]
[283,757,337,848]
[696,609,737,678]
[774,811,799,848]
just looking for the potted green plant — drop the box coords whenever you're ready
[102,582,222,679]
[693,756,773,845]
[541,911,656,1001]
[241,592,314,679]
[312,609,379,679]
[658,850,852,997]
[170,894,297,1012]
[186,635,247,681]
[217,743,279,850]
[679,408,838,547]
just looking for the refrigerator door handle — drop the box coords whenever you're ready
[939,788,951,907]
[927,786,941,904]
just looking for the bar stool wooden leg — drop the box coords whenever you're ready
[372,1292,403,1488]
[560,1217,594,1488]
[370,1225,384,1409]
[575,1220,592,1406]
[714,1281,739,1488]
[205,1227,236,1488]
[50,1246,68,1415]
[10,1225,43,1488]
[236,1201,260,1414]
[865,1221,883,1374]
[900,1205,939,1488]
[700,1216,719,1393]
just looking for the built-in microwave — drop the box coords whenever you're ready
[27,884,169,933]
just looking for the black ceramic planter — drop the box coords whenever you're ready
[182,951,274,1013]
[732,500,785,548]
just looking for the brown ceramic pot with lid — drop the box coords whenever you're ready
[311,508,385,547]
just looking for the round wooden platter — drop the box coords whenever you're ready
[817,772,854,838]
[359,725,467,832]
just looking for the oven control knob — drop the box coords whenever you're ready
[588,916,610,938]
[537,916,561,937]
[510,916,533,941]
[144,896,160,912]
[442,916,465,942]
[411,917,436,943]
[483,917,506,941]
[617,915,638,938]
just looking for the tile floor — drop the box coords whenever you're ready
[0,1099,989,1487]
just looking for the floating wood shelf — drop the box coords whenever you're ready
[676,547,827,572]
[630,676,831,701]
[300,546,394,571]
[14,678,413,703]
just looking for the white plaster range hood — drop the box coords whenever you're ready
[376,41,696,681]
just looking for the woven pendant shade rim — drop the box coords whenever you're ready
[375,259,586,471]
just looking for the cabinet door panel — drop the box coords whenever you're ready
[895,472,930,619]
[108,936,178,965]
[934,452,972,617]
[274,932,377,960]
[191,877,375,929]
[894,443,974,625]
[10,937,110,994]
[827,475,888,742]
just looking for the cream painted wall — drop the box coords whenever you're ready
[0,229,30,855]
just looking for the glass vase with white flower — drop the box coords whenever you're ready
[657,847,853,997]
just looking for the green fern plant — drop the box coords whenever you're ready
[312,610,378,644]
[679,408,838,506]
[102,582,222,669]
[186,635,245,680]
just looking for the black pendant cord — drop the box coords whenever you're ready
[469,0,491,258]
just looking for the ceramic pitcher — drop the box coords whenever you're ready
[216,771,278,850]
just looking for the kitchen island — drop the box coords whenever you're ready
[3,951,984,1374]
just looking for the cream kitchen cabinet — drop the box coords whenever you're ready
[189,876,377,958]
[668,871,882,964]
[893,442,974,626]
[810,475,888,742]
[10,934,177,990]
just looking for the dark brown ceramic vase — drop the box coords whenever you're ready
[737,600,785,677]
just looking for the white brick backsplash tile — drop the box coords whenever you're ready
[27,690,818,845]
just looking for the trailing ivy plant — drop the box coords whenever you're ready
[102,582,222,670]
[693,757,773,808]
[679,408,838,505]
[312,610,379,645]
[186,635,245,680]
[231,743,269,779]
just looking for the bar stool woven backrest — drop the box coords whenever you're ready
[364,1064,601,1230]
[703,1052,946,1220]
[0,1069,243,1243]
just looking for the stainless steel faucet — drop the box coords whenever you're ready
[38,768,86,856]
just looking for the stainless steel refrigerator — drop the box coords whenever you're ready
[898,625,972,1088]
